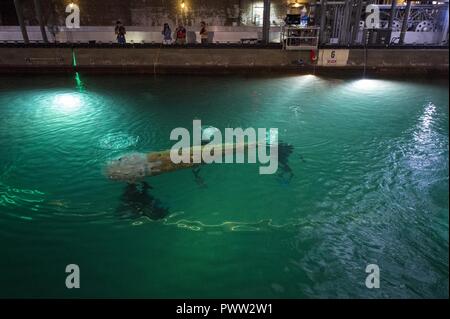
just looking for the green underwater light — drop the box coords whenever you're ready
[72,49,77,67]
[72,49,84,92]
[72,49,85,92]
[75,72,84,92]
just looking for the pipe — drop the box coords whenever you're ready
[319,0,328,44]
[340,0,353,45]
[332,6,339,38]
[13,0,29,44]
[33,0,48,43]
[387,0,397,30]
[311,0,318,26]
[262,0,271,45]
[441,2,449,44]
[399,0,412,45]
[352,0,364,44]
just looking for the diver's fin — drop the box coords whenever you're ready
[192,166,207,188]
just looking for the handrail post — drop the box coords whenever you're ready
[262,0,271,45]
[399,0,412,45]
[14,0,29,44]
[34,0,48,43]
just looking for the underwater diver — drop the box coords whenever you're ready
[116,181,168,220]
[188,125,218,188]
[299,154,306,163]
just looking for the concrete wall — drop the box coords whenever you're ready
[0,46,307,71]
[73,47,306,67]
[0,47,72,69]
[0,47,447,74]
[348,49,449,68]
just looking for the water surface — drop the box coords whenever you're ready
[0,74,448,298]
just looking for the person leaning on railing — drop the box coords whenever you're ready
[200,21,208,44]
[175,24,187,45]
[162,23,172,45]
[115,20,126,44]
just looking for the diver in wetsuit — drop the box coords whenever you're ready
[189,125,218,188]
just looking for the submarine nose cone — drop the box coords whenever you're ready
[105,153,148,182]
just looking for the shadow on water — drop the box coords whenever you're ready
[277,142,295,186]
[116,182,169,221]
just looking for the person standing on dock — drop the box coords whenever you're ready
[175,24,187,45]
[162,23,172,45]
[115,20,126,45]
[200,21,208,44]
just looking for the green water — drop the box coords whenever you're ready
[0,74,448,298]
